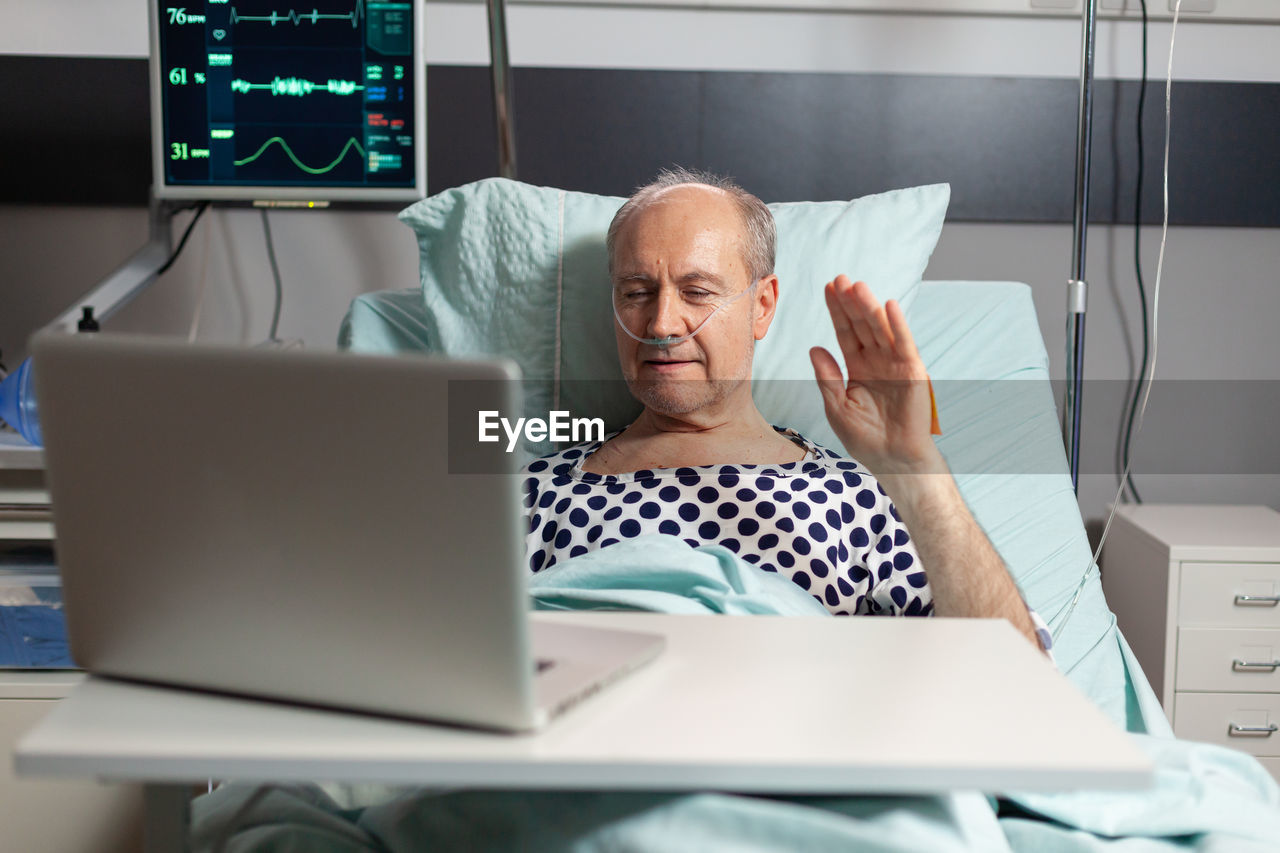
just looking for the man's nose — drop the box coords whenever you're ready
[648,288,686,337]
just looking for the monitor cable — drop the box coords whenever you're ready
[260,209,284,343]
[155,201,210,279]
[187,208,213,343]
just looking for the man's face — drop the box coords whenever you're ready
[610,186,769,417]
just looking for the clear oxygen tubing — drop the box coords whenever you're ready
[1052,0,1180,642]
[612,280,759,351]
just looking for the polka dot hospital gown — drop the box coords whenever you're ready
[522,428,1054,654]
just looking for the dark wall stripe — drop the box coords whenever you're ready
[1,57,153,206]
[2,55,1277,227]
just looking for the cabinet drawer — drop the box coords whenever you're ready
[1177,628,1280,692]
[1179,563,1280,627]
[1257,758,1280,785]
[1174,693,1280,757]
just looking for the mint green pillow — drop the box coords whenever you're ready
[751,186,950,449]
[398,178,949,449]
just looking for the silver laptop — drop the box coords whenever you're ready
[32,333,663,732]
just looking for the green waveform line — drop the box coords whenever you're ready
[231,76,365,96]
[234,136,367,175]
[230,1,364,28]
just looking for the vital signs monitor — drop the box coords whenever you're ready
[149,1,426,202]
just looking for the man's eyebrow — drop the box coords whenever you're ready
[612,272,655,286]
[678,270,727,288]
[611,270,728,288]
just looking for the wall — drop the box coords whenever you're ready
[0,204,421,353]
[1,1,1276,525]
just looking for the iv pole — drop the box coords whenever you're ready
[486,0,518,179]
[1064,0,1100,495]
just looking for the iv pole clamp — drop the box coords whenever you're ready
[46,190,178,334]
[1063,0,1100,495]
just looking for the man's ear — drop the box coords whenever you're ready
[752,275,780,341]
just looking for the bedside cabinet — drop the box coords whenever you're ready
[1103,504,1280,783]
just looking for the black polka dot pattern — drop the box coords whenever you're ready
[520,427,1054,654]
[521,428,929,618]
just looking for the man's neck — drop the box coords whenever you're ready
[582,397,807,474]
[630,402,770,440]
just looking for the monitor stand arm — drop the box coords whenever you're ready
[46,191,178,333]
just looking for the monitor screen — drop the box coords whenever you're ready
[149,1,425,202]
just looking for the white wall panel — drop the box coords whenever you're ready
[534,0,1280,24]
[2,1,1278,82]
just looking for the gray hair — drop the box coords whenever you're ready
[606,167,776,284]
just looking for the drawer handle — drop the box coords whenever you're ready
[1228,723,1278,738]
[1232,659,1280,672]
[1234,595,1280,607]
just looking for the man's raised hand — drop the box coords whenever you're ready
[808,275,943,478]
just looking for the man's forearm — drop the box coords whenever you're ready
[878,465,1043,653]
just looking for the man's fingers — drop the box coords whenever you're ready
[836,278,879,352]
[850,280,893,349]
[836,278,892,352]
[809,347,846,402]
[824,281,863,363]
[885,299,921,363]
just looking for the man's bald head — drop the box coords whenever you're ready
[606,168,776,285]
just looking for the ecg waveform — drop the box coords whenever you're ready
[229,1,365,28]
[231,76,365,96]
[234,136,367,175]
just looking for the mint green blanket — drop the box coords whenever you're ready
[191,538,1280,852]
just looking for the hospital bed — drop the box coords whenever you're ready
[198,177,1278,850]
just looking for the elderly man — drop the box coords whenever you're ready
[523,169,1052,654]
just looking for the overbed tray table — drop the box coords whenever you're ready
[14,612,1154,851]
